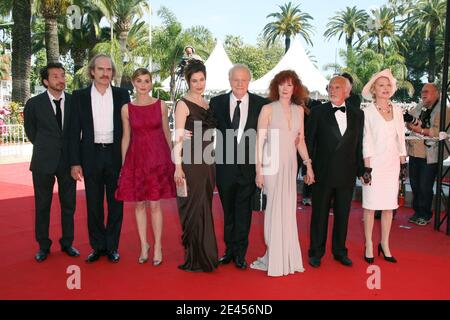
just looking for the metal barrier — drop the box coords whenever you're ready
[0,124,27,144]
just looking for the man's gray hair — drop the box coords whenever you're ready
[229,64,252,80]
[330,75,351,92]
[87,54,116,80]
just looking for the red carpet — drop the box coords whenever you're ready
[1,162,449,300]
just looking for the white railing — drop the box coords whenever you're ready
[0,124,27,144]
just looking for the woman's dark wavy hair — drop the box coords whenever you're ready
[184,59,206,88]
[268,70,309,114]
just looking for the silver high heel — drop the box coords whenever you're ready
[138,243,150,264]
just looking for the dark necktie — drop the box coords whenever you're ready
[232,100,241,130]
[333,106,346,113]
[53,98,62,130]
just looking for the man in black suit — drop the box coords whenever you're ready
[69,54,130,263]
[305,76,365,268]
[24,63,79,262]
[210,64,269,269]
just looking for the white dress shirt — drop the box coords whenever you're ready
[47,91,65,130]
[230,93,249,142]
[332,103,347,136]
[91,84,114,143]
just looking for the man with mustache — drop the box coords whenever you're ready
[69,54,130,263]
[24,63,79,262]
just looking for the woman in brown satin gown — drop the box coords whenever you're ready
[173,60,218,272]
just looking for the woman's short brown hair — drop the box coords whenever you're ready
[268,70,308,108]
[131,68,152,82]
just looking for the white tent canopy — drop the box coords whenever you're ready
[161,40,233,93]
[249,38,328,95]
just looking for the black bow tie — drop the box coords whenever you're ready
[333,106,346,113]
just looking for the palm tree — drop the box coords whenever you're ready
[88,20,152,89]
[34,0,71,63]
[114,0,150,57]
[361,6,399,54]
[323,6,368,57]
[324,45,413,97]
[11,0,31,106]
[151,7,213,100]
[67,0,103,74]
[405,0,446,82]
[263,2,314,53]
[92,0,150,85]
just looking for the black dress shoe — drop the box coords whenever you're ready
[107,251,120,263]
[35,249,49,262]
[334,255,353,266]
[218,254,233,265]
[308,257,321,268]
[62,246,80,257]
[85,250,102,263]
[234,257,247,269]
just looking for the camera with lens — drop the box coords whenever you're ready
[403,112,421,127]
[176,58,189,77]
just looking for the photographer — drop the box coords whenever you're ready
[184,46,203,62]
[406,83,450,226]
[176,46,204,78]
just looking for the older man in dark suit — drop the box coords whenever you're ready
[24,63,79,262]
[305,76,365,268]
[210,64,269,269]
[69,54,130,263]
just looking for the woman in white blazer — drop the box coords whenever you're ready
[361,69,407,264]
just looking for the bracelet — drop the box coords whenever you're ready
[303,159,312,165]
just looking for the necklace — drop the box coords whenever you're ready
[187,94,204,107]
[376,102,391,114]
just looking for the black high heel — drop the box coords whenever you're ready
[378,243,397,263]
[364,246,374,264]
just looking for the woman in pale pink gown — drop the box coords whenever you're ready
[253,70,315,277]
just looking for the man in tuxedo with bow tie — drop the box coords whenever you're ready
[210,64,269,269]
[24,63,79,262]
[305,76,365,268]
[69,54,130,263]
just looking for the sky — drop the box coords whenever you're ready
[147,0,388,77]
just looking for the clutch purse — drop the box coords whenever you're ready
[176,178,188,197]
[251,187,266,211]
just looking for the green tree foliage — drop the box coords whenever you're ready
[403,0,446,82]
[150,6,215,100]
[224,35,284,80]
[324,6,368,59]
[263,2,314,52]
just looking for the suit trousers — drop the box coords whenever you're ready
[217,170,255,259]
[32,164,76,251]
[84,145,123,253]
[309,183,354,259]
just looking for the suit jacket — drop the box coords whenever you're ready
[305,102,364,187]
[363,103,407,159]
[69,84,130,176]
[210,92,269,184]
[24,91,73,174]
